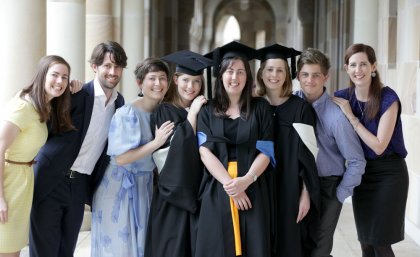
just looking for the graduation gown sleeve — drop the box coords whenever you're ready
[152,103,202,213]
[195,98,274,257]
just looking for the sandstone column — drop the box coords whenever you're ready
[120,0,145,101]
[85,0,113,81]
[0,1,46,112]
[47,0,85,81]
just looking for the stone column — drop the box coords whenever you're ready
[190,0,204,52]
[86,0,113,81]
[396,1,419,115]
[47,0,85,81]
[120,0,145,102]
[0,1,46,113]
[352,0,378,48]
[395,0,420,246]
[297,0,315,49]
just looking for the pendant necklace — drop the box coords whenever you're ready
[273,103,284,117]
[272,96,288,117]
[273,105,278,117]
[356,100,364,118]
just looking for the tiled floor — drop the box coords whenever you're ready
[331,203,420,257]
[20,202,420,256]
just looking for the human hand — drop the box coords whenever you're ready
[189,95,207,115]
[223,176,252,197]
[69,79,83,94]
[154,121,175,148]
[231,191,252,211]
[0,197,8,224]
[296,190,310,223]
[332,96,355,120]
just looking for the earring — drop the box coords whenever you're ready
[371,72,376,78]
[138,89,143,97]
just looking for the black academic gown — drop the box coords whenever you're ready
[145,103,202,257]
[271,95,320,257]
[194,98,274,257]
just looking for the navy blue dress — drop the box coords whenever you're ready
[335,86,409,245]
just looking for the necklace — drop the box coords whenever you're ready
[272,103,284,117]
[356,100,364,118]
[271,96,289,117]
[273,105,279,117]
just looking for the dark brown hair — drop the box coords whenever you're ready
[256,58,293,97]
[213,57,253,119]
[89,41,128,68]
[134,58,170,83]
[344,43,382,120]
[20,55,74,133]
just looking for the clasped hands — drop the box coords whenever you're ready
[223,175,253,211]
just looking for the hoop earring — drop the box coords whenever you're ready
[371,72,376,78]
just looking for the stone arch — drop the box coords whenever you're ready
[214,15,241,45]
[198,0,280,52]
[297,0,315,49]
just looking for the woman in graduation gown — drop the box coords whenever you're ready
[255,44,320,257]
[195,41,276,257]
[144,50,212,257]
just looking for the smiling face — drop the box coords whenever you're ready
[297,64,329,103]
[44,63,69,102]
[139,71,169,101]
[345,51,376,88]
[222,59,247,99]
[261,58,288,94]
[92,52,124,94]
[174,73,203,108]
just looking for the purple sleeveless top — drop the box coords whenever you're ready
[334,86,407,160]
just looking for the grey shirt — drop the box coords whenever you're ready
[296,89,366,202]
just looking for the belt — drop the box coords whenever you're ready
[319,175,342,181]
[5,159,37,167]
[64,170,84,179]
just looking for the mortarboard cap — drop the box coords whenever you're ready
[205,41,258,78]
[256,44,301,79]
[206,41,258,61]
[161,50,213,76]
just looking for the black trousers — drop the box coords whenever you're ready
[29,173,87,257]
[312,176,343,257]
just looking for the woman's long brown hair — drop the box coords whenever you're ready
[344,43,382,120]
[213,57,253,119]
[20,55,74,133]
[163,72,205,107]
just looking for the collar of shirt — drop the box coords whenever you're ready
[294,89,305,99]
[311,87,329,108]
[294,87,328,107]
[93,78,118,107]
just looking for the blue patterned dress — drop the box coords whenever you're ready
[91,104,155,257]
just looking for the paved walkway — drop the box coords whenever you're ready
[21,202,420,256]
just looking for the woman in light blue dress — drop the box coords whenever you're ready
[91,58,174,257]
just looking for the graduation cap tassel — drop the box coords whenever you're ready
[291,56,297,80]
[206,67,212,99]
[213,47,221,78]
